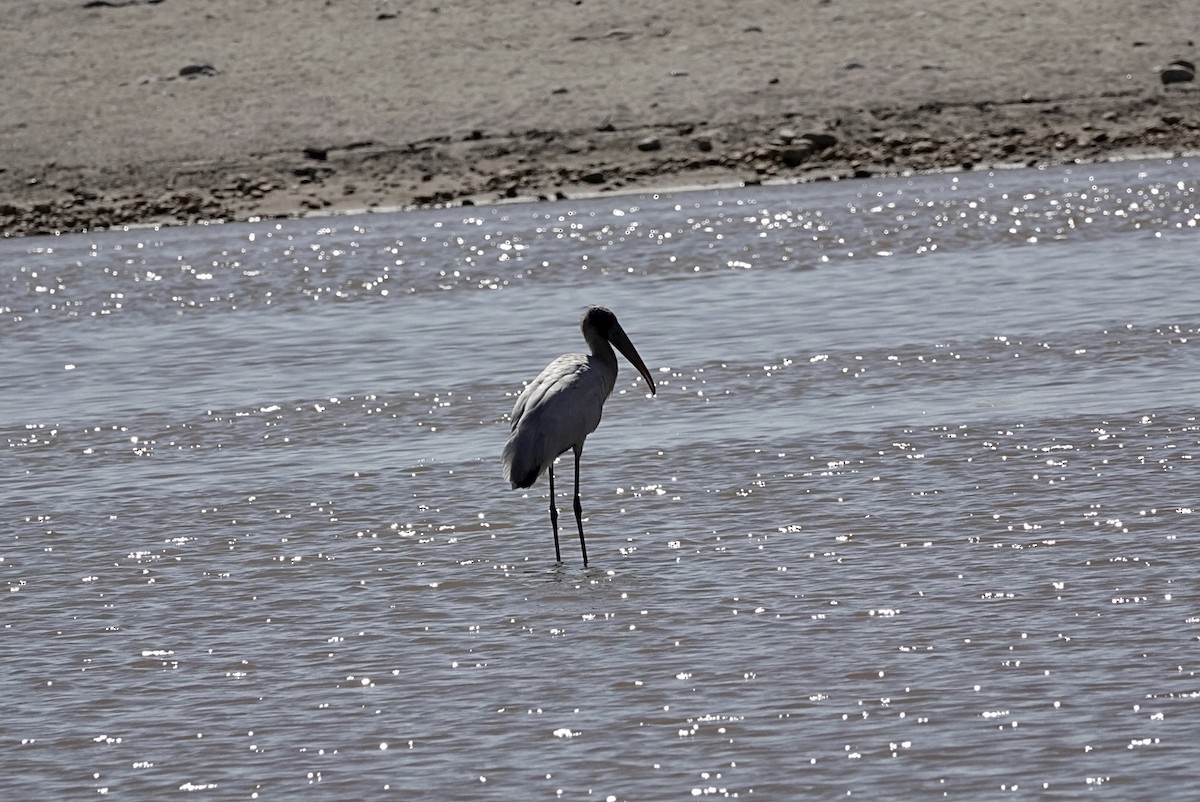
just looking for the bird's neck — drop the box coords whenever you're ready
[586,333,618,370]
[586,335,619,396]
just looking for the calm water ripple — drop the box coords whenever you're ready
[3,159,1199,800]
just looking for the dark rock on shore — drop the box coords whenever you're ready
[179,63,219,78]
[1161,60,1196,85]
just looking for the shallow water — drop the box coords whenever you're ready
[3,160,1200,800]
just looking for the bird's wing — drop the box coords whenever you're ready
[510,353,592,430]
[503,354,609,487]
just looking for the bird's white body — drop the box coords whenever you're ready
[503,350,615,490]
[501,306,656,566]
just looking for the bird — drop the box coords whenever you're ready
[502,306,657,566]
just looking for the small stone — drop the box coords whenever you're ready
[179,63,218,78]
[636,137,662,152]
[801,132,838,150]
[779,146,813,167]
[1161,60,1195,85]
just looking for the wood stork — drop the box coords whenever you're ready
[502,306,657,566]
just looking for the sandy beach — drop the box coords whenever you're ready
[2,0,1197,236]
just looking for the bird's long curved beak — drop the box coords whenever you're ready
[609,324,657,396]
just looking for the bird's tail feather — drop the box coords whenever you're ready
[502,430,543,489]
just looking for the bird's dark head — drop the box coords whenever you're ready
[581,305,618,335]
[579,305,657,396]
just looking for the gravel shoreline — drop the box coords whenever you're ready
[6,91,1198,237]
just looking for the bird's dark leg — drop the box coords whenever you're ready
[548,463,561,563]
[573,444,588,567]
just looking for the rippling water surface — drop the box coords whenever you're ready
[3,160,1200,800]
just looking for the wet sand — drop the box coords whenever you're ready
[2,0,1197,236]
